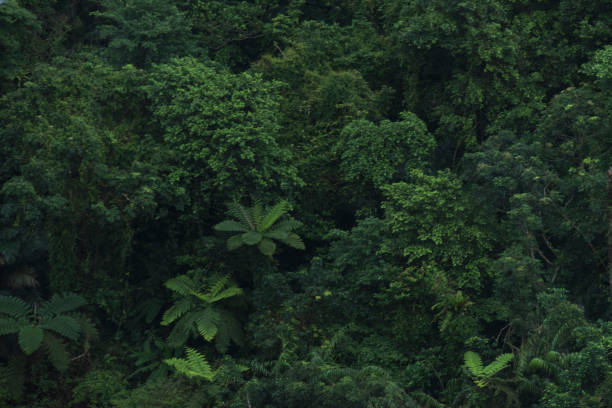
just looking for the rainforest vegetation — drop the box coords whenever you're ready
[1,0,611,407]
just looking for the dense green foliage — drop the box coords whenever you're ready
[0,0,611,406]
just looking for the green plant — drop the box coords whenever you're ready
[161,274,243,352]
[214,200,305,256]
[0,293,94,371]
[464,351,514,388]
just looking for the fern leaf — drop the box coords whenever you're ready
[258,238,276,256]
[0,296,30,319]
[40,315,81,340]
[252,200,264,231]
[161,299,192,326]
[0,357,26,400]
[70,312,99,342]
[194,307,219,341]
[260,200,288,231]
[39,293,85,318]
[165,347,214,380]
[167,311,198,347]
[227,234,244,251]
[241,231,262,245]
[482,353,514,377]
[206,275,230,299]
[207,286,242,303]
[280,233,305,250]
[214,220,249,232]
[0,317,20,335]
[269,219,302,233]
[464,351,484,377]
[43,333,70,371]
[227,202,255,231]
[18,326,43,355]
[165,275,195,297]
[264,230,289,240]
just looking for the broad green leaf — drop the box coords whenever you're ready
[214,220,248,232]
[258,238,276,256]
[18,326,43,355]
[227,234,244,251]
[242,231,262,245]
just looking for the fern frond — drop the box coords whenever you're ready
[0,317,20,335]
[167,311,198,347]
[252,200,264,231]
[18,326,44,355]
[227,202,255,231]
[215,310,243,353]
[206,275,230,299]
[40,315,81,340]
[165,275,195,297]
[195,307,220,341]
[39,293,85,318]
[70,312,99,342]
[280,233,305,250]
[165,347,214,380]
[269,219,301,233]
[258,238,276,256]
[464,351,484,376]
[260,200,288,231]
[0,296,30,319]
[214,220,249,232]
[227,234,244,251]
[161,299,192,326]
[208,286,242,303]
[43,333,70,371]
[482,353,514,377]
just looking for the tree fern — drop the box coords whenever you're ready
[214,200,305,256]
[162,274,242,351]
[0,293,92,370]
[465,351,514,387]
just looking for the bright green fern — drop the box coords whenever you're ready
[464,351,514,387]
[162,274,243,353]
[214,200,305,256]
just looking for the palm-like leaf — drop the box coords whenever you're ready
[0,296,30,319]
[43,333,70,371]
[39,293,86,318]
[40,315,81,340]
[213,220,248,232]
[260,200,288,231]
[165,347,214,380]
[18,326,44,355]
[161,299,192,326]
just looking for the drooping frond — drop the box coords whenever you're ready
[280,233,305,250]
[40,315,81,341]
[194,307,220,341]
[165,347,214,380]
[161,299,192,326]
[481,353,514,377]
[208,286,242,304]
[213,220,249,232]
[268,218,302,233]
[464,351,485,376]
[215,309,243,353]
[164,275,195,297]
[207,275,230,299]
[226,234,244,251]
[43,333,70,371]
[167,311,199,347]
[260,200,288,231]
[18,326,44,355]
[0,296,30,319]
[227,202,255,231]
[39,293,85,318]
[70,312,99,342]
